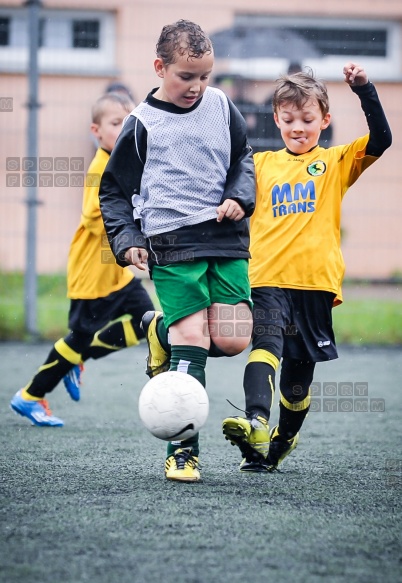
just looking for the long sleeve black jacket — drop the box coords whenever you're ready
[99,90,256,268]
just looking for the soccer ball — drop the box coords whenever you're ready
[138,371,209,441]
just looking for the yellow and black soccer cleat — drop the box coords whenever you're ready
[165,448,200,482]
[265,425,299,471]
[222,415,270,472]
[140,310,170,378]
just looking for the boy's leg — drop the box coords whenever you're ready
[277,358,315,439]
[141,308,245,378]
[142,256,251,377]
[65,279,154,397]
[222,287,291,471]
[165,343,208,480]
[82,278,153,360]
[64,314,144,400]
[83,314,141,360]
[266,358,314,471]
[222,348,279,471]
[264,290,336,470]
[207,258,252,357]
[24,331,92,398]
[10,330,92,426]
[165,311,209,482]
[207,301,252,356]
[151,263,212,482]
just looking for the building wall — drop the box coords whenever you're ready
[0,0,401,278]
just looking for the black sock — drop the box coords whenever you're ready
[277,402,310,440]
[244,361,276,421]
[276,358,315,439]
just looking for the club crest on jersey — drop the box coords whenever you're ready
[307,160,326,176]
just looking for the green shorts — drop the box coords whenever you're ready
[152,258,251,328]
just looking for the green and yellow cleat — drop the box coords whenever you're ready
[165,448,200,482]
[265,425,299,471]
[140,310,170,378]
[222,415,270,472]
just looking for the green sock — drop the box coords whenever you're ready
[166,345,208,458]
[167,433,200,457]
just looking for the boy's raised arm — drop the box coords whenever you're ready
[344,61,392,157]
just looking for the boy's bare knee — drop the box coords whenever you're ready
[214,335,250,356]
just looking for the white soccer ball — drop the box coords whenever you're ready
[138,371,209,441]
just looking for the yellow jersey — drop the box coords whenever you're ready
[67,148,134,299]
[250,136,378,305]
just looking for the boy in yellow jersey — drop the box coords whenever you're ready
[10,93,154,427]
[222,62,392,471]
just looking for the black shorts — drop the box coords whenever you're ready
[68,277,154,336]
[251,287,338,362]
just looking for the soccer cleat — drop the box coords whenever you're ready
[265,425,299,471]
[10,390,64,427]
[140,310,170,378]
[222,415,270,471]
[63,363,84,401]
[165,448,200,482]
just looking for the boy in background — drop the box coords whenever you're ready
[100,20,255,482]
[222,62,392,472]
[10,92,154,427]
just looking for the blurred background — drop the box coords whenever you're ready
[0,0,401,341]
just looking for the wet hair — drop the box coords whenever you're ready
[272,69,330,117]
[156,19,213,65]
[91,92,135,124]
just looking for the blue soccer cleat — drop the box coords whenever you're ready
[63,363,84,401]
[10,390,64,427]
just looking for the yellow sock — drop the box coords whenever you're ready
[21,388,41,401]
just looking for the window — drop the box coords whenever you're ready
[0,8,116,74]
[221,15,400,81]
[72,20,100,49]
[294,27,387,58]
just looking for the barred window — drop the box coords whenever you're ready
[0,9,114,73]
[294,27,387,58]
[72,20,100,49]
[222,15,399,81]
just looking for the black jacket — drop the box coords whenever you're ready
[99,90,256,268]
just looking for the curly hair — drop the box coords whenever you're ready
[156,20,213,65]
[272,69,330,117]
